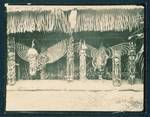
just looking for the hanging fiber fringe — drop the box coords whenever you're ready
[74,8,143,32]
[7,9,71,34]
[7,8,143,34]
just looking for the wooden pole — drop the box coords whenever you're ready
[112,50,121,87]
[128,42,136,85]
[66,36,74,81]
[79,40,87,81]
[7,36,16,85]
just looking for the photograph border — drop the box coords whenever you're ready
[0,0,149,116]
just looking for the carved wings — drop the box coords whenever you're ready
[86,43,130,58]
[16,40,129,67]
[16,42,30,62]
[108,43,130,57]
[86,44,98,58]
[16,39,67,65]
[42,39,67,64]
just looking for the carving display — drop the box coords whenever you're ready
[14,37,136,87]
[15,39,67,76]
[86,43,129,83]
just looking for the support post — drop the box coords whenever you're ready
[16,63,20,81]
[7,36,16,85]
[79,41,87,81]
[112,50,121,86]
[66,36,74,81]
[128,42,136,85]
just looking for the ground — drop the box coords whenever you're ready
[6,80,143,111]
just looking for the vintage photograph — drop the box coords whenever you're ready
[6,5,144,111]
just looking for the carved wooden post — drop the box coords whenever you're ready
[16,63,20,81]
[7,36,16,85]
[66,9,77,81]
[79,41,87,80]
[66,36,74,81]
[128,42,136,85]
[112,49,121,86]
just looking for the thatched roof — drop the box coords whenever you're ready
[74,8,143,32]
[6,5,144,34]
[7,9,71,34]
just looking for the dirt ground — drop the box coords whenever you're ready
[6,80,143,111]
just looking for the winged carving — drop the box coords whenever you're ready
[108,43,130,57]
[16,42,30,62]
[16,39,67,72]
[86,43,130,70]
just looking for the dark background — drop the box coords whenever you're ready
[0,0,149,117]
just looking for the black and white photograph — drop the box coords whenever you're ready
[6,5,144,111]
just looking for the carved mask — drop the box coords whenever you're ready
[92,44,108,71]
[27,48,38,76]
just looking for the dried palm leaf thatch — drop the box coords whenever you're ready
[7,9,71,34]
[74,8,144,32]
[7,6,144,34]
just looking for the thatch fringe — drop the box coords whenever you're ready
[7,9,71,34]
[7,7,144,34]
[74,8,144,32]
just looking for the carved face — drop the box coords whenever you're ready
[27,48,38,76]
[92,46,108,71]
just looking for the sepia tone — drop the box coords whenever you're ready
[6,5,144,111]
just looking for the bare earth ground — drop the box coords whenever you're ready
[6,80,143,111]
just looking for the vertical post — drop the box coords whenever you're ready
[66,9,77,81]
[128,42,136,85]
[7,36,16,85]
[66,36,74,81]
[112,50,121,86]
[79,41,87,81]
[16,63,20,80]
